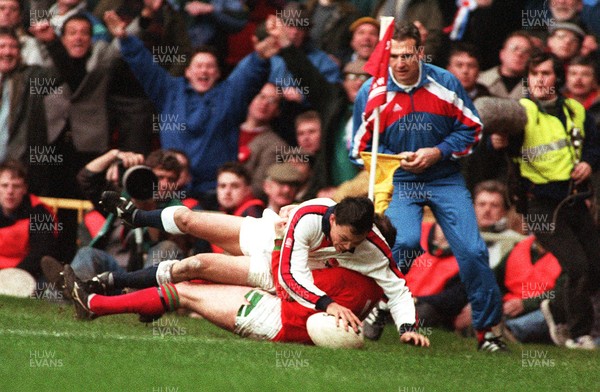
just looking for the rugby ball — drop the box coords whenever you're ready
[306,312,364,349]
[0,268,36,298]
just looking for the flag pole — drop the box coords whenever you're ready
[368,16,394,201]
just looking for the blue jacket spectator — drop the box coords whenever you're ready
[104,11,280,207]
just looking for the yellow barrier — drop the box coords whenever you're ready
[38,197,94,224]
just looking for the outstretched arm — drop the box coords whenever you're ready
[104,10,175,110]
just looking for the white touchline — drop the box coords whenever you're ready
[0,328,241,345]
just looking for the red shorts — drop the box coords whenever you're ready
[272,267,384,344]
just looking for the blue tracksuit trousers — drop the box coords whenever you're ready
[385,172,502,330]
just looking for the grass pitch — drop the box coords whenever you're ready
[0,296,598,392]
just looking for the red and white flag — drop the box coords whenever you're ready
[362,21,394,124]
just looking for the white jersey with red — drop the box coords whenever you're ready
[278,198,417,334]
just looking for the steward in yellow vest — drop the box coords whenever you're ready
[490,52,600,350]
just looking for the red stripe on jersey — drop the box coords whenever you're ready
[412,88,480,129]
[280,204,330,305]
[411,88,481,156]
[366,231,406,280]
[379,93,412,130]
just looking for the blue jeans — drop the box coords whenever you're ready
[71,241,184,283]
[71,247,124,281]
[385,172,502,330]
[505,310,551,343]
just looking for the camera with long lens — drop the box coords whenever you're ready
[115,160,158,200]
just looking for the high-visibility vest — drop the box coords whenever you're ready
[517,98,586,184]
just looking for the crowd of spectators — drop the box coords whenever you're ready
[1,0,600,348]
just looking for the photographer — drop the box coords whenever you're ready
[43,149,189,290]
[491,52,600,350]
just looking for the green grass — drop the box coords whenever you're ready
[0,296,598,392]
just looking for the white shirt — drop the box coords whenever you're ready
[278,198,417,332]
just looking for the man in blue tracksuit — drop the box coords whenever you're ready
[103,11,279,209]
[351,23,505,352]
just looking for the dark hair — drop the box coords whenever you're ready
[61,14,93,36]
[294,110,321,129]
[374,213,396,248]
[447,42,481,67]
[164,148,190,168]
[569,55,599,82]
[333,197,374,235]
[392,23,421,49]
[217,162,251,185]
[473,180,510,210]
[0,159,28,182]
[145,150,182,177]
[527,51,565,90]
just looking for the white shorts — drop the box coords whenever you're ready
[239,210,279,293]
[234,289,282,340]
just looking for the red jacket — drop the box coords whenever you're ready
[0,194,56,271]
[404,222,460,297]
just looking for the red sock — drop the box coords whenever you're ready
[476,328,492,343]
[89,284,180,316]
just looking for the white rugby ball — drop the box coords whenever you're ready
[306,312,364,349]
[0,268,36,298]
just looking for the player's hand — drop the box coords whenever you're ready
[104,10,127,38]
[571,162,592,185]
[503,299,524,318]
[490,133,508,150]
[400,331,430,347]
[325,302,362,333]
[400,147,441,173]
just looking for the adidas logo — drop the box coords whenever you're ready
[393,103,403,112]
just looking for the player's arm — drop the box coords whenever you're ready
[278,209,361,332]
[366,234,429,346]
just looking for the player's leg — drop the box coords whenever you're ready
[65,263,249,325]
[63,264,179,320]
[167,254,250,285]
[89,250,274,295]
[172,208,244,255]
[176,283,282,340]
[100,191,245,254]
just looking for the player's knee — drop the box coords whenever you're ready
[174,207,193,233]
[175,256,203,280]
